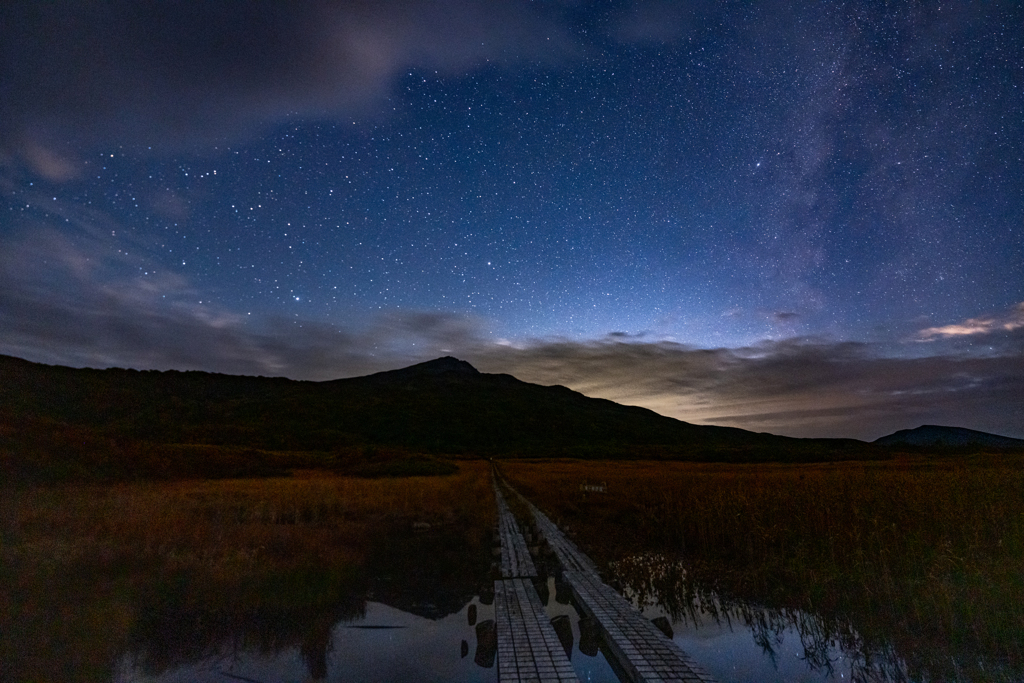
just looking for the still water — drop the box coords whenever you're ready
[114,578,623,683]
[114,558,906,683]
[105,501,926,683]
[609,552,909,683]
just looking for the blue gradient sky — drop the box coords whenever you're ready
[2,1,1022,439]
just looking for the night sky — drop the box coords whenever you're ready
[2,1,1023,440]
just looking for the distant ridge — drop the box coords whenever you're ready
[0,353,881,482]
[362,355,480,379]
[874,425,1024,448]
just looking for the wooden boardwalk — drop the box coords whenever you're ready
[512,485,716,683]
[495,578,579,682]
[494,479,537,578]
[492,479,579,682]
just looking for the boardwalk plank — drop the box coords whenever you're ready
[492,476,578,681]
[495,578,578,682]
[511,485,716,683]
[493,480,537,578]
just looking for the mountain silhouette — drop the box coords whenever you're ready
[0,353,898,481]
[874,425,1024,448]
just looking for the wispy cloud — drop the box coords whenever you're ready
[0,0,579,171]
[0,226,484,378]
[915,303,1024,341]
[470,336,1024,441]
[2,228,1022,441]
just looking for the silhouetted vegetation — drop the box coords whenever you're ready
[502,458,1024,682]
[1,354,901,484]
[350,453,460,478]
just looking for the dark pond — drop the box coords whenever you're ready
[608,552,908,683]
[107,524,1006,682]
[113,578,624,683]
[112,550,907,683]
[108,515,624,683]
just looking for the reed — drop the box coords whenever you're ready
[1,461,494,682]
[501,457,1024,681]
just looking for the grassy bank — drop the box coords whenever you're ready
[1,461,494,682]
[501,456,1024,681]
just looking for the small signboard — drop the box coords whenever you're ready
[579,481,607,493]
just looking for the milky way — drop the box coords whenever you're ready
[2,1,1022,439]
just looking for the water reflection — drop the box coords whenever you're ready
[115,576,632,683]
[111,526,628,683]
[105,549,914,683]
[116,575,632,683]
[536,575,621,683]
[474,619,497,669]
[112,520,500,682]
[550,614,573,658]
[609,552,911,683]
[117,599,497,683]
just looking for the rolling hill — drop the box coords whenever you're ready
[873,424,1024,448]
[0,353,945,481]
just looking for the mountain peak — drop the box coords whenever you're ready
[361,356,480,382]
[874,424,1024,448]
[410,356,480,375]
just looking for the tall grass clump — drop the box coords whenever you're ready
[502,457,1024,681]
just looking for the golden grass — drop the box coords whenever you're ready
[501,457,1024,680]
[5,464,492,566]
[1,461,494,682]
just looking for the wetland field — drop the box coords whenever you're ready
[503,456,1024,682]
[1,462,496,682]
[3,454,1022,682]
